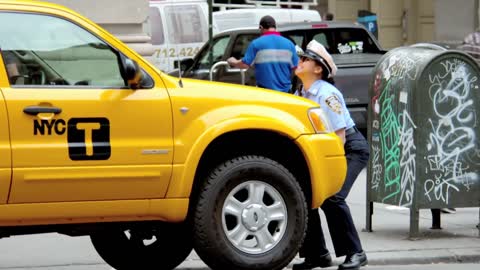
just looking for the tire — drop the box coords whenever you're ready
[90,222,192,270]
[193,155,307,270]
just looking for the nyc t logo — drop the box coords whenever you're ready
[34,117,111,161]
[67,118,111,160]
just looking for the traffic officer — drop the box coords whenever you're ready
[292,40,370,270]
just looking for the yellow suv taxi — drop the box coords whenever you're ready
[0,1,346,270]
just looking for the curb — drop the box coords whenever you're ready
[177,248,480,269]
[355,248,480,266]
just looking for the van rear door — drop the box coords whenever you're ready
[147,1,208,73]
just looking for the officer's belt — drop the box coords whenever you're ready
[345,126,359,136]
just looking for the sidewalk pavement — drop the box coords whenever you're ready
[178,170,480,269]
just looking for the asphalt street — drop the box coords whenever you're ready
[365,265,479,270]
[0,170,478,270]
[0,263,479,270]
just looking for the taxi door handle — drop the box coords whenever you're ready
[23,105,62,116]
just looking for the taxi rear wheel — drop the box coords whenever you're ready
[90,222,192,270]
[193,155,307,270]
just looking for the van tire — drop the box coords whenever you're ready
[193,155,307,270]
[90,222,192,270]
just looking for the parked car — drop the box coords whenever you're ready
[172,21,387,136]
[0,1,347,270]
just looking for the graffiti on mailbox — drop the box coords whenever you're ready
[371,50,425,207]
[371,49,480,207]
[423,59,480,204]
[377,81,402,204]
[371,145,382,191]
[398,106,417,206]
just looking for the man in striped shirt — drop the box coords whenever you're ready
[227,15,299,92]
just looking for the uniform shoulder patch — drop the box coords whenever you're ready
[325,95,342,114]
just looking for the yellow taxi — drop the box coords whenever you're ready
[0,1,346,269]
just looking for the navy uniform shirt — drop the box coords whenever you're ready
[295,80,355,131]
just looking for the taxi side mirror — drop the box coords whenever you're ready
[119,54,153,90]
[119,53,143,89]
[124,58,142,90]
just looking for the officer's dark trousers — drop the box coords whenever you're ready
[300,130,370,258]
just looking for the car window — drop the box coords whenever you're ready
[230,34,258,59]
[194,35,231,69]
[0,12,126,88]
[164,5,208,44]
[147,7,165,45]
[333,28,381,54]
[312,33,330,51]
[296,28,381,55]
[284,33,304,48]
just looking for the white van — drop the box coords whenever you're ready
[212,8,322,35]
[145,0,321,73]
[145,0,209,72]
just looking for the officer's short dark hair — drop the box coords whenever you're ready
[259,15,276,29]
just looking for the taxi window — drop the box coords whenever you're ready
[194,35,231,70]
[165,5,208,44]
[0,12,125,88]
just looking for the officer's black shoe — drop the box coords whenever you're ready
[338,251,368,270]
[292,253,332,270]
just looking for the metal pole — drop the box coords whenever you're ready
[409,208,420,239]
[208,0,213,68]
[477,207,479,237]
[430,209,442,230]
[365,150,373,232]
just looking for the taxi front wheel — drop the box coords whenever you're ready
[90,222,192,270]
[193,155,308,270]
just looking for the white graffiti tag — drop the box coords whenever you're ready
[424,60,480,204]
[382,52,421,81]
[398,110,417,206]
[371,145,382,190]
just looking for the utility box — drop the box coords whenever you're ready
[366,44,480,238]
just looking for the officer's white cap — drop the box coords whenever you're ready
[300,40,338,78]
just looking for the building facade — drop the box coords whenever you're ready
[319,0,479,49]
[45,0,479,53]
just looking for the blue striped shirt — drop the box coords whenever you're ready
[242,32,298,92]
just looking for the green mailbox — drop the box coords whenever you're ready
[366,44,480,238]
